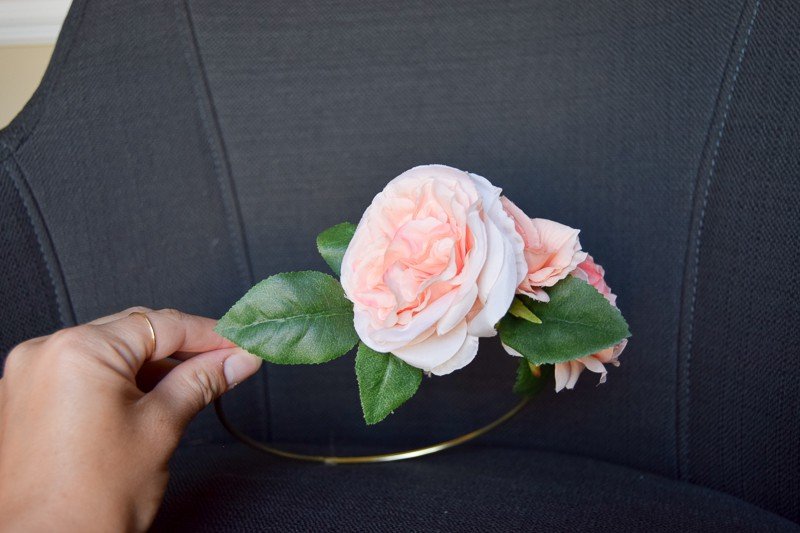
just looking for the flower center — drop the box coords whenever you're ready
[381,217,462,322]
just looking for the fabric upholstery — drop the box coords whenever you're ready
[0,0,797,526]
[152,443,798,532]
[0,158,63,356]
[679,0,800,520]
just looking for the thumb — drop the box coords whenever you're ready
[144,347,262,431]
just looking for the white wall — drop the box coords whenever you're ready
[0,0,71,127]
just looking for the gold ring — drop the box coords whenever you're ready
[214,395,530,464]
[130,311,157,359]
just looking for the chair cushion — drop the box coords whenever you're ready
[152,443,796,532]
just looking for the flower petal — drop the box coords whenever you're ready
[365,290,458,350]
[469,229,519,337]
[554,363,570,392]
[431,334,479,376]
[393,319,468,371]
[580,355,607,375]
[437,283,479,335]
[565,360,584,389]
[501,342,524,358]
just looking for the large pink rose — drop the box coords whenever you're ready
[340,165,526,375]
[553,256,626,391]
[500,197,586,302]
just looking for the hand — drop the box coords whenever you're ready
[0,307,262,532]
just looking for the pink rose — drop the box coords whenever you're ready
[501,254,627,391]
[553,256,626,391]
[553,340,626,392]
[340,165,526,375]
[500,197,587,302]
[572,254,616,306]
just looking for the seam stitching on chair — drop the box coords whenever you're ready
[2,156,76,327]
[175,0,255,289]
[174,0,269,442]
[680,0,761,481]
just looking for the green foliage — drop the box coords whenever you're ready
[513,360,553,396]
[216,271,358,364]
[316,222,356,276]
[355,343,422,425]
[508,297,542,324]
[499,277,630,365]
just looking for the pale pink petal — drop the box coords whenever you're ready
[475,213,504,301]
[501,343,524,358]
[431,334,479,376]
[572,255,617,305]
[519,287,550,303]
[468,226,518,337]
[437,284,478,335]
[580,355,607,375]
[565,360,584,389]
[366,290,457,349]
[554,363,571,392]
[393,319,468,371]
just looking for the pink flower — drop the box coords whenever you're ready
[501,254,626,391]
[553,340,626,392]
[554,255,626,392]
[572,254,616,306]
[340,165,526,375]
[500,197,586,302]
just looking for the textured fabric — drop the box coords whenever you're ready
[152,443,798,532]
[0,158,63,361]
[679,0,800,522]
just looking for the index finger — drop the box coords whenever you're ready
[96,308,236,371]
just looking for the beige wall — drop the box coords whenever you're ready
[0,45,55,128]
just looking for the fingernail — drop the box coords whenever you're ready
[223,350,263,387]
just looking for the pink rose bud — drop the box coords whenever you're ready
[501,254,627,392]
[500,197,587,302]
[553,339,627,392]
[554,256,626,391]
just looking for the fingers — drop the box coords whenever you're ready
[87,306,152,325]
[92,308,236,373]
[2,307,153,376]
[135,358,180,392]
[142,348,262,430]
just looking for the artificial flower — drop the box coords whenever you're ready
[340,165,526,375]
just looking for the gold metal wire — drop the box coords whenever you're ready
[129,311,156,359]
[214,395,530,464]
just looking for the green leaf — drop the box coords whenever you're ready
[355,343,422,425]
[509,297,542,324]
[498,276,630,365]
[513,360,553,396]
[316,222,356,276]
[216,271,358,365]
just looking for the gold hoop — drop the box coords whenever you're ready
[214,395,530,465]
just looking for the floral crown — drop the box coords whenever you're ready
[217,165,630,424]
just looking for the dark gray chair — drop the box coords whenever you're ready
[2,1,798,530]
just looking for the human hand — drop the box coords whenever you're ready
[0,307,262,532]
